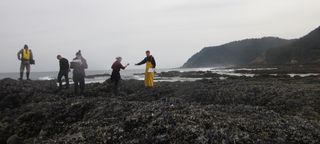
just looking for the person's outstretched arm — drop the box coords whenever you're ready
[120,63,125,70]
[121,63,130,70]
[135,57,147,65]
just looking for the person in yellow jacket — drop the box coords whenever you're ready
[135,50,156,88]
[17,44,34,80]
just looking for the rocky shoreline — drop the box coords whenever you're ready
[1,75,320,143]
[231,64,320,74]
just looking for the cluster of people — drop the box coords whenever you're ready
[57,50,88,95]
[110,50,156,95]
[17,45,156,96]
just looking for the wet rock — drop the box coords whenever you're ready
[7,134,23,144]
[0,77,320,143]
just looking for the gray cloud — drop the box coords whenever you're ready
[0,0,320,72]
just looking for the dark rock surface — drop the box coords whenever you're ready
[0,77,320,143]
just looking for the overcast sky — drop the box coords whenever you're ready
[1,0,320,72]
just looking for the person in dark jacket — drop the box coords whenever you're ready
[57,55,70,90]
[135,50,156,88]
[70,50,88,95]
[110,57,129,96]
[17,44,34,80]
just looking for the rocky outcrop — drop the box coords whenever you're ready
[0,77,320,143]
[266,26,320,64]
[182,37,292,68]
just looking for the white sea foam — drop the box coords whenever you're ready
[38,76,55,80]
[288,73,319,77]
[1,68,319,83]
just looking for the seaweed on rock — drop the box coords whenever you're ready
[0,77,320,143]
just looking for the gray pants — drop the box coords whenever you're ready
[20,60,30,73]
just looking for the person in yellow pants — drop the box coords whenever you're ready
[135,50,156,88]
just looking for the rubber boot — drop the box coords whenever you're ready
[19,72,23,80]
[26,72,30,80]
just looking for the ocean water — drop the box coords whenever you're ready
[0,67,245,82]
[0,69,145,82]
[0,67,318,83]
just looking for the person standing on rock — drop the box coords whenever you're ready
[135,50,156,88]
[57,55,70,90]
[70,50,88,95]
[17,44,34,80]
[110,57,129,96]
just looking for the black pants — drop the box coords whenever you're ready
[57,70,69,88]
[73,74,85,95]
[112,79,120,96]
[111,72,121,96]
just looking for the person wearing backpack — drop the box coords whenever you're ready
[17,44,34,80]
[110,57,129,96]
[70,50,88,96]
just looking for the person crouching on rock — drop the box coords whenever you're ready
[111,57,129,96]
[70,50,88,96]
[17,44,34,80]
[57,55,70,90]
[135,50,156,88]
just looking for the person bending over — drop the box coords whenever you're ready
[57,55,70,90]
